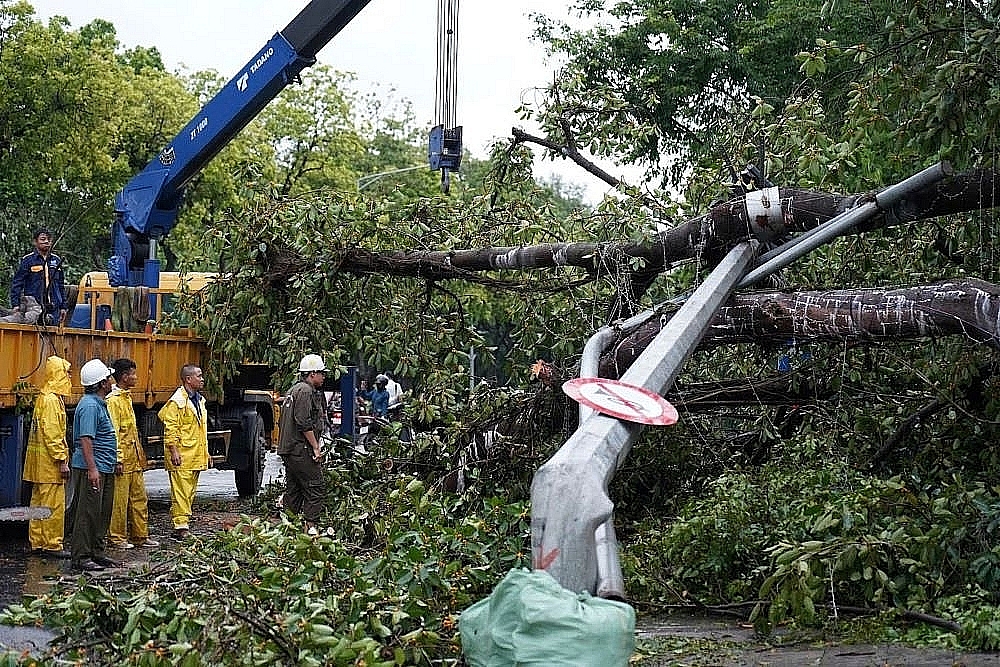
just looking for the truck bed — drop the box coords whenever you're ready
[0,322,209,409]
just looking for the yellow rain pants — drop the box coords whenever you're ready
[28,482,65,551]
[110,472,149,542]
[168,470,200,529]
[108,388,149,543]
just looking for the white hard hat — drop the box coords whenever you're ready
[80,359,112,386]
[375,374,389,383]
[298,354,327,373]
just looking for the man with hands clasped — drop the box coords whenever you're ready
[277,354,329,535]
[158,364,210,541]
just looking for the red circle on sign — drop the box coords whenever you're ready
[562,378,679,426]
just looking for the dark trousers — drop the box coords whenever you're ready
[64,471,78,541]
[69,469,115,563]
[280,455,326,523]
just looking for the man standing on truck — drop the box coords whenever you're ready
[107,358,159,550]
[158,364,209,541]
[22,355,72,558]
[278,354,329,536]
[69,359,120,572]
[10,228,67,326]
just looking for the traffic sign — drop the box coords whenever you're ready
[562,378,679,426]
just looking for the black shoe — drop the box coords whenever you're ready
[72,559,105,572]
[92,555,121,568]
[34,549,71,559]
[172,529,191,541]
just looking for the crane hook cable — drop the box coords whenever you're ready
[434,0,460,130]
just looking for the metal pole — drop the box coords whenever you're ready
[577,301,685,597]
[531,241,758,595]
[742,161,952,288]
[578,307,661,422]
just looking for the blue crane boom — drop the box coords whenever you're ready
[109,0,374,287]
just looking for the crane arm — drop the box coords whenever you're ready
[110,0,373,286]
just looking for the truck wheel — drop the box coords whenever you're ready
[235,413,266,498]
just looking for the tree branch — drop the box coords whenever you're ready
[258,169,999,295]
[868,398,946,469]
[511,126,623,189]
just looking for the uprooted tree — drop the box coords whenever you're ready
[138,0,1000,651]
[174,144,1000,625]
[165,146,1000,649]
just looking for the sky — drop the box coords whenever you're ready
[27,0,626,203]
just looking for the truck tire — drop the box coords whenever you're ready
[235,412,266,498]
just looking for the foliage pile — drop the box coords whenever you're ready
[0,456,532,666]
[619,462,1000,647]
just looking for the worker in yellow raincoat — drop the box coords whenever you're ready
[107,358,159,549]
[22,356,72,558]
[157,364,209,540]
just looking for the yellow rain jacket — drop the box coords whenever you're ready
[158,387,209,471]
[108,387,146,472]
[23,356,71,483]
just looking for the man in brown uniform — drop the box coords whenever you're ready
[277,354,329,535]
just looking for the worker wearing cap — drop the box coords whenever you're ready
[359,374,391,418]
[107,358,158,550]
[10,228,67,326]
[158,364,209,541]
[22,356,72,558]
[69,359,120,572]
[277,354,329,534]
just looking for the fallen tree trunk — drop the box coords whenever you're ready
[600,278,1000,378]
[264,169,999,285]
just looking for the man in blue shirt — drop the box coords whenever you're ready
[10,228,67,326]
[69,359,120,572]
[360,374,390,418]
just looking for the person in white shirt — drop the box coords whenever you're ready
[383,373,403,416]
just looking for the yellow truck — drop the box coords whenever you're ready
[1,0,383,512]
[0,272,274,510]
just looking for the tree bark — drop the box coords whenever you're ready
[600,278,1000,378]
[667,369,833,409]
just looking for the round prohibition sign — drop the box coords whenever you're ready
[562,377,679,426]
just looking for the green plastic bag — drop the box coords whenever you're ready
[460,568,635,666]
